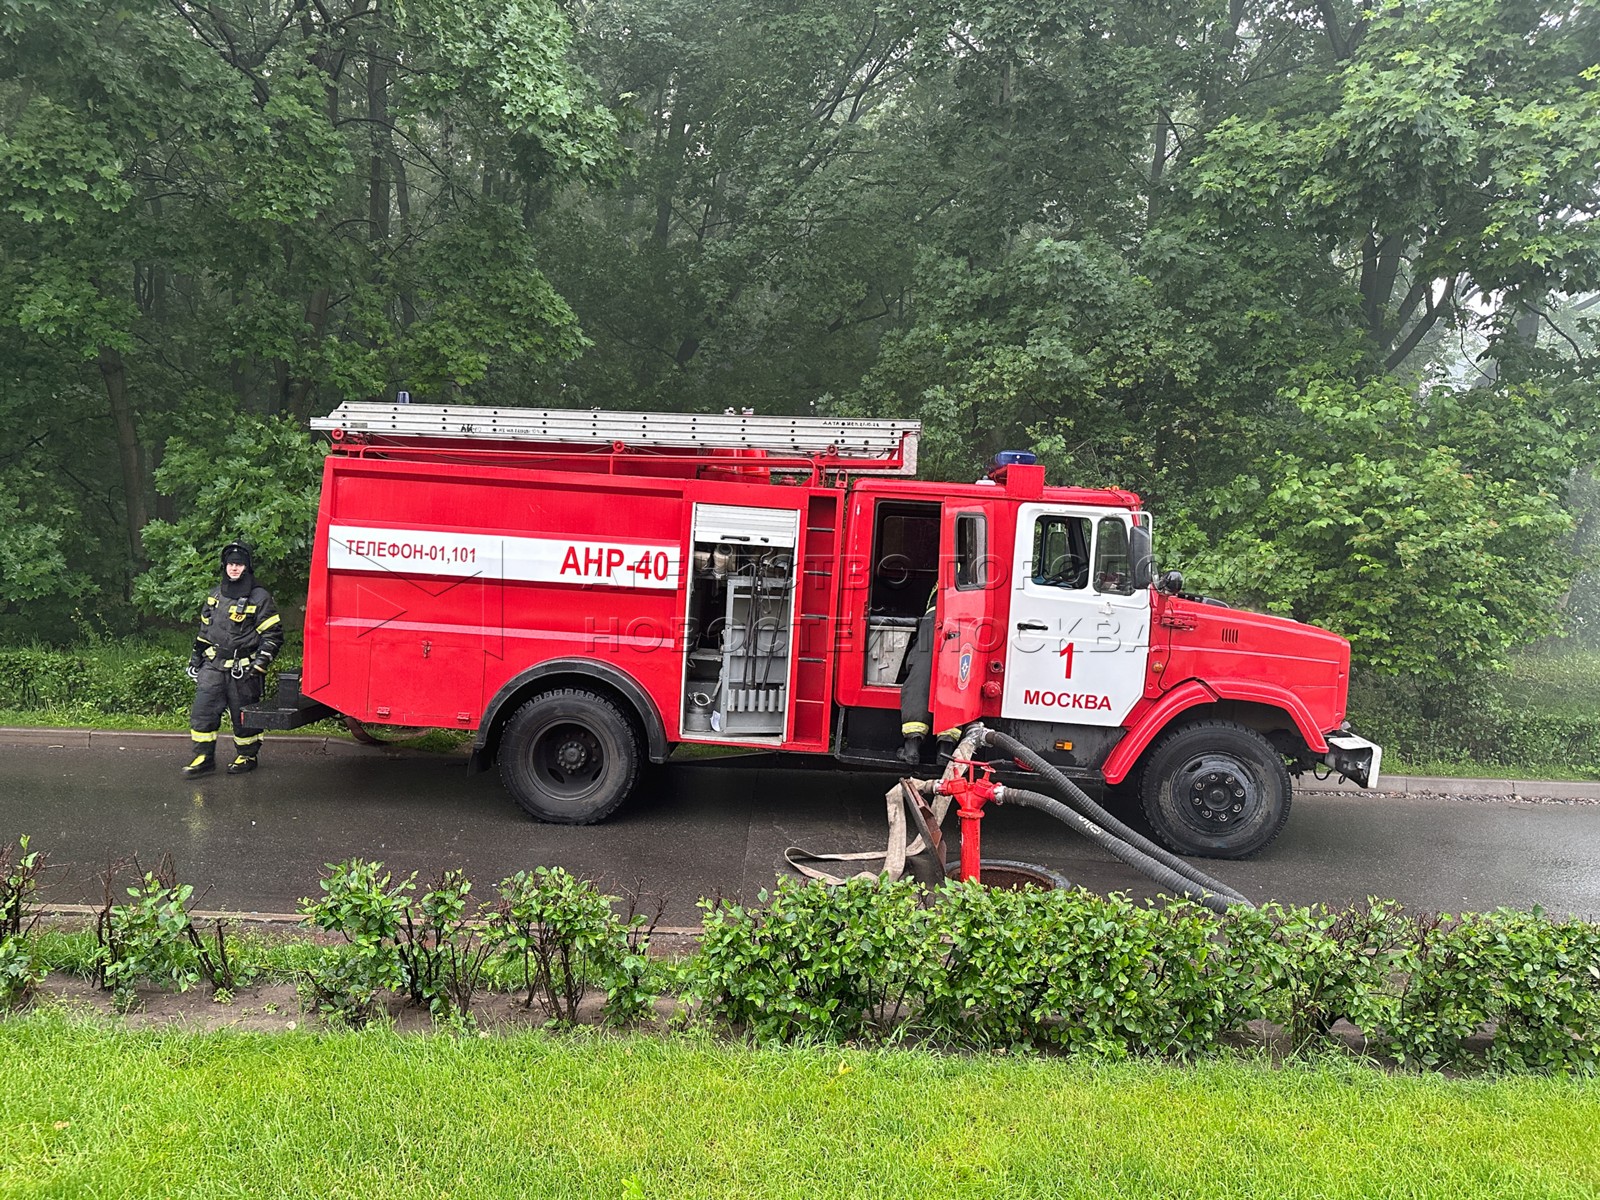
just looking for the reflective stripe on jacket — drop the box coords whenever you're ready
[193,585,284,668]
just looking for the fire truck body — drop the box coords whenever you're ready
[296,402,1380,858]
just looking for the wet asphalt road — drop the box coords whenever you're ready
[2,741,1598,923]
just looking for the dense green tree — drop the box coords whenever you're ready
[0,0,1595,684]
[133,416,324,626]
[526,0,929,412]
[1188,0,1600,372]
[839,0,1600,674]
[1174,376,1585,679]
[0,0,618,637]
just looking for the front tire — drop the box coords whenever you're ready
[499,688,642,824]
[1138,720,1291,859]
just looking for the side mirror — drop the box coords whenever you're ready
[1130,524,1154,591]
[1157,569,1185,596]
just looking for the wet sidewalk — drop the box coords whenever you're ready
[3,733,1599,923]
[4,725,1596,799]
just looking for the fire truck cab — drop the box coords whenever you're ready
[289,402,1381,859]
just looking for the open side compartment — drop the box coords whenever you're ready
[680,504,800,742]
[863,499,940,687]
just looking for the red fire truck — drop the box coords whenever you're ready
[261,402,1380,859]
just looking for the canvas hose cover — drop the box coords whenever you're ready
[782,729,980,884]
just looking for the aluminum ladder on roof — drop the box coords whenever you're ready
[311,401,920,475]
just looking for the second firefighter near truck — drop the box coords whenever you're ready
[183,541,284,777]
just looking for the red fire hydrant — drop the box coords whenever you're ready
[937,760,1001,882]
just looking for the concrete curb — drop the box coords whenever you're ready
[0,726,454,759]
[1294,772,1600,800]
[3,726,1596,799]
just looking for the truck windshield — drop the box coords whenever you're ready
[1032,515,1092,589]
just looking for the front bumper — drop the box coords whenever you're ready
[1320,732,1383,789]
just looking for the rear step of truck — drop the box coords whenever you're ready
[241,671,337,731]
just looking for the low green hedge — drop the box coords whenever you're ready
[1349,669,1600,779]
[13,844,1595,1073]
[694,878,1600,1069]
[0,644,183,715]
[0,643,300,723]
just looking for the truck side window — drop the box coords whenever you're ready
[1032,515,1091,589]
[1094,516,1134,595]
[954,513,987,590]
[869,502,940,618]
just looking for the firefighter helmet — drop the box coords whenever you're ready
[220,541,254,571]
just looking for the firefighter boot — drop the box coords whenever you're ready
[897,733,924,767]
[182,733,217,778]
[227,734,262,774]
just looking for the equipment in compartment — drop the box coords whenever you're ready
[681,505,799,740]
[719,571,792,734]
[865,617,918,687]
[684,690,715,732]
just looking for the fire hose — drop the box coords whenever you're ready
[974,726,1250,912]
[786,724,1251,913]
[784,727,986,885]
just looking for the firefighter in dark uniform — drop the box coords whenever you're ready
[183,542,284,777]
[897,589,961,765]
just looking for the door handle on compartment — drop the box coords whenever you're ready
[1016,621,1049,632]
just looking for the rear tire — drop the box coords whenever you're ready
[498,688,642,824]
[1139,720,1291,859]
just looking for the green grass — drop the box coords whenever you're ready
[1346,645,1600,782]
[0,708,190,733]
[0,1012,1595,1199]
[0,708,352,737]
[1503,647,1600,718]
[26,928,325,985]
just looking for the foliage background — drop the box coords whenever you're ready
[1,0,1597,753]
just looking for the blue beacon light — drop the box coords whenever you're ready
[988,450,1038,476]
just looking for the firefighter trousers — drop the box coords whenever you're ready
[899,608,961,749]
[899,609,936,738]
[187,666,265,767]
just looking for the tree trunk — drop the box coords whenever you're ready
[390,149,416,331]
[152,441,175,524]
[366,35,390,244]
[1146,109,1172,225]
[98,344,148,570]
[292,287,332,421]
[1196,0,1247,130]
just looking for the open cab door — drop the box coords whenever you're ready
[931,499,998,736]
